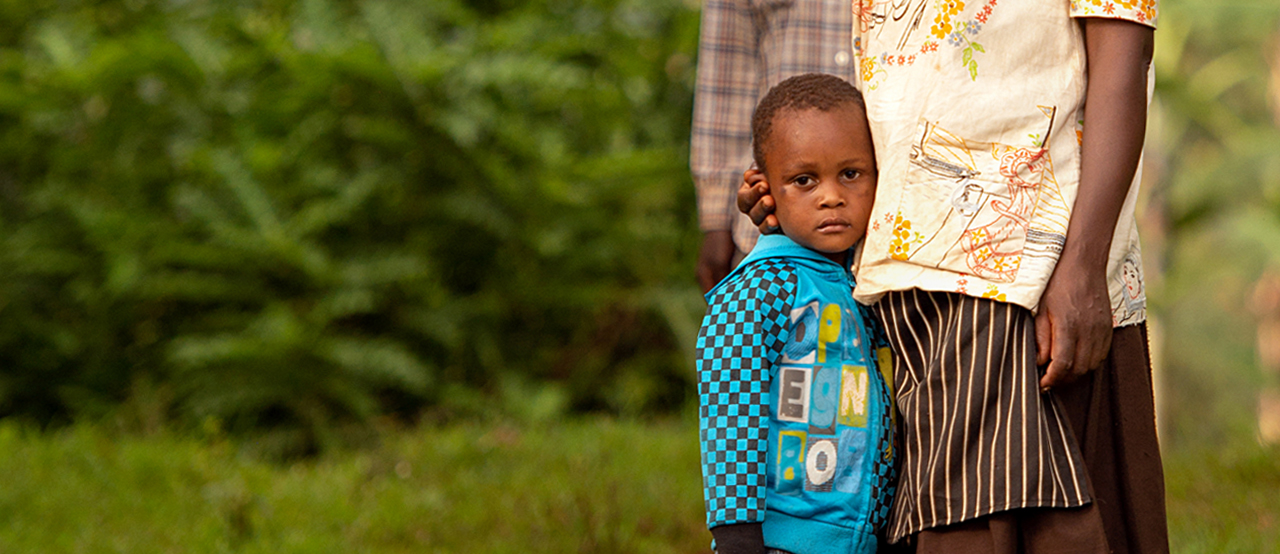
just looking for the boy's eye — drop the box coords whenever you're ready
[842,169,861,180]
[793,176,814,186]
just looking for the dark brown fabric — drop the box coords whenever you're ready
[710,522,765,554]
[885,323,1169,554]
[911,504,1109,554]
[1054,323,1170,554]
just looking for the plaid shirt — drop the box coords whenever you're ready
[690,0,857,253]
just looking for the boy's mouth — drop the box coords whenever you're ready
[816,217,852,233]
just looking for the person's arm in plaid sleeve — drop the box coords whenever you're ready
[691,0,760,293]
[696,260,797,554]
[1037,5,1156,389]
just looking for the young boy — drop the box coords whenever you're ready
[689,0,858,293]
[696,73,895,554]
[738,3,1167,553]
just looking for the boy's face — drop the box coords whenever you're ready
[761,105,877,264]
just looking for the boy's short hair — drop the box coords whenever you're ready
[751,73,866,171]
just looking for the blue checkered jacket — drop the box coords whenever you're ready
[697,235,896,554]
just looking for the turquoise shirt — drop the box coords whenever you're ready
[697,234,897,554]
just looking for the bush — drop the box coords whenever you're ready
[0,0,704,451]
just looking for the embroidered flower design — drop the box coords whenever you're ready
[981,284,1006,302]
[894,219,911,237]
[975,3,992,23]
[927,0,992,80]
[973,245,993,262]
[861,56,878,82]
[856,0,879,32]
[930,0,966,39]
[889,241,911,260]
[889,214,924,261]
[931,19,953,40]
[1080,0,1155,22]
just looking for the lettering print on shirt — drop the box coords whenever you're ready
[777,366,811,423]
[783,302,820,364]
[809,365,840,435]
[838,364,870,428]
[805,437,838,492]
[777,430,807,495]
[817,303,843,363]
[834,427,870,494]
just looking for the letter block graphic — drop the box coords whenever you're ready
[817,303,843,363]
[838,364,869,428]
[777,430,807,495]
[777,366,810,423]
[833,427,869,494]
[809,365,839,434]
[783,302,820,364]
[805,436,837,492]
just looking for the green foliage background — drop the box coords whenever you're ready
[1148,0,1280,448]
[0,0,1277,456]
[0,0,703,452]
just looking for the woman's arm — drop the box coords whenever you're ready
[1036,17,1155,389]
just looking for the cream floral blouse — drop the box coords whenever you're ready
[850,0,1157,327]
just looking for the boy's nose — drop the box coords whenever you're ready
[818,184,846,208]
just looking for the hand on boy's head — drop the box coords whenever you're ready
[738,169,780,234]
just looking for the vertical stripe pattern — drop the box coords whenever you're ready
[877,289,1091,542]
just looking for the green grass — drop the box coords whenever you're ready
[0,418,1275,553]
[1165,440,1280,553]
[0,419,707,553]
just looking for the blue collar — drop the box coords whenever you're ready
[740,234,849,269]
[707,235,855,301]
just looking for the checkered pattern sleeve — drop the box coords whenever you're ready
[859,301,897,530]
[858,302,891,351]
[696,259,798,529]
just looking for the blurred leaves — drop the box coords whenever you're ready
[0,0,1275,459]
[1148,0,1280,446]
[0,0,703,452]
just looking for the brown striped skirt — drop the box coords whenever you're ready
[876,289,1092,543]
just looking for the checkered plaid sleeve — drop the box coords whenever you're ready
[696,259,798,528]
[859,302,898,531]
[858,302,891,351]
[690,0,759,232]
